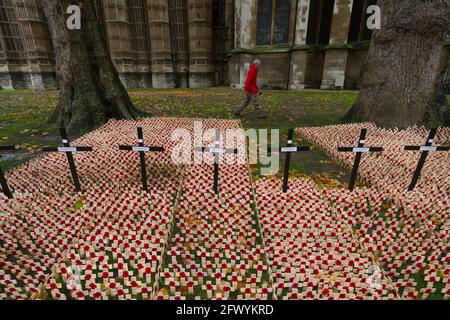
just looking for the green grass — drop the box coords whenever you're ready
[0,88,357,179]
[0,90,59,170]
[130,88,356,129]
[131,88,356,183]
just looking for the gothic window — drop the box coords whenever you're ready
[0,0,24,52]
[348,0,377,43]
[168,0,188,56]
[34,2,53,54]
[213,0,225,27]
[127,0,149,53]
[256,0,292,46]
[94,0,110,49]
[305,0,334,46]
[13,0,53,55]
[272,0,291,44]
[103,0,132,53]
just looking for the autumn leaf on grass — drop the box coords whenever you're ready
[28,144,40,154]
[159,288,169,296]
[381,199,392,211]
[72,198,85,212]
[437,269,446,279]
[179,286,189,294]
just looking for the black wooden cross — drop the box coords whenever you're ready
[338,128,383,191]
[42,128,93,193]
[194,129,238,195]
[0,145,16,199]
[269,128,310,193]
[404,128,450,191]
[119,127,164,192]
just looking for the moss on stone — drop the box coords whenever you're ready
[324,43,352,50]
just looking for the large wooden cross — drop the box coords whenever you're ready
[119,127,164,192]
[195,129,238,194]
[42,128,93,193]
[269,128,310,193]
[404,128,450,191]
[338,128,383,191]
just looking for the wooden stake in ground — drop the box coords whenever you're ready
[0,145,17,199]
[119,127,165,192]
[42,128,93,193]
[195,129,238,195]
[338,129,383,191]
[404,128,450,191]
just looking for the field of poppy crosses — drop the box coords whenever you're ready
[0,89,449,300]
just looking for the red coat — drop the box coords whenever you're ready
[244,64,259,94]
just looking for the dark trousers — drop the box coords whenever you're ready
[236,92,265,115]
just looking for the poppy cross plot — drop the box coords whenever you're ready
[338,128,383,191]
[404,128,450,191]
[119,127,165,193]
[269,128,310,193]
[195,129,238,195]
[42,128,93,193]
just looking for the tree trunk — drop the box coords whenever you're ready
[42,0,145,135]
[344,0,450,128]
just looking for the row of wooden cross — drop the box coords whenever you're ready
[277,128,449,192]
[0,128,449,199]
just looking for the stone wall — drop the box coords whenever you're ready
[0,0,229,90]
[229,0,371,91]
[345,48,368,89]
[1,0,449,91]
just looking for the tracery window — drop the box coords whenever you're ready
[0,0,24,52]
[256,0,292,45]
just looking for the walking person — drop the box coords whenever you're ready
[235,59,267,118]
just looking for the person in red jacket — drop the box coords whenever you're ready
[235,59,267,118]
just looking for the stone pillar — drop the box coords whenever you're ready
[187,0,215,87]
[147,0,175,88]
[219,0,235,86]
[128,0,152,88]
[168,0,190,87]
[103,0,136,88]
[0,1,31,89]
[229,0,257,89]
[236,0,257,49]
[0,26,13,90]
[212,0,229,86]
[321,0,353,89]
[289,0,311,89]
[14,0,56,89]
